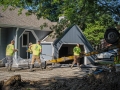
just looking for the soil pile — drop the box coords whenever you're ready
[1,70,120,90]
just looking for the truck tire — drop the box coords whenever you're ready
[104,28,120,44]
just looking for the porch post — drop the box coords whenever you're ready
[15,28,19,60]
[51,43,54,59]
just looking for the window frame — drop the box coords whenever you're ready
[22,32,29,47]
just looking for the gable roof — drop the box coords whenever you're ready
[0,6,56,31]
[41,25,73,43]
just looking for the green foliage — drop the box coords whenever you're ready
[83,14,115,45]
[0,0,119,45]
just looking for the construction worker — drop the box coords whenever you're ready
[27,42,33,59]
[6,40,18,71]
[29,40,42,71]
[71,43,81,70]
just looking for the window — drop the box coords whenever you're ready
[0,28,1,46]
[22,32,29,47]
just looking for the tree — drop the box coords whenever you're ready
[0,0,120,45]
[83,14,115,46]
[1,0,119,25]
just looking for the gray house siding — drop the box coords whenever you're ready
[18,28,25,37]
[0,28,7,59]
[41,43,53,61]
[20,37,27,58]
[29,32,36,43]
[0,28,16,59]
[7,28,16,43]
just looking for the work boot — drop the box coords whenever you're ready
[32,64,34,68]
[8,65,15,72]
[77,63,80,68]
[77,63,82,71]
[71,62,76,69]
[9,65,12,71]
[71,64,74,69]
[39,64,43,70]
[29,64,34,72]
[6,64,9,72]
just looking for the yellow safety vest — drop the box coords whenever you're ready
[32,44,41,56]
[27,45,33,53]
[6,44,14,56]
[73,46,81,55]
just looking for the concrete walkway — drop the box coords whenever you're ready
[0,66,89,81]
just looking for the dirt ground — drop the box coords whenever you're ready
[0,65,88,81]
[0,65,120,90]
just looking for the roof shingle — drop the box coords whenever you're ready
[0,6,55,31]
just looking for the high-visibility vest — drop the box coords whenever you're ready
[73,46,81,55]
[114,56,120,64]
[32,44,41,56]
[6,44,14,56]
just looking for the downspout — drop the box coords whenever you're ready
[14,28,19,60]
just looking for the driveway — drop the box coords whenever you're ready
[0,65,89,81]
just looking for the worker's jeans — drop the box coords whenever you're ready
[30,54,32,59]
[31,55,41,64]
[74,55,80,63]
[6,56,13,67]
[71,55,80,67]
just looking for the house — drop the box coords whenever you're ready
[41,25,96,65]
[0,6,54,60]
[0,7,96,65]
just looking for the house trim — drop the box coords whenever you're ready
[41,42,53,44]
[22,32,29,47]
[41,35,49,42]
[19,29,39,43]
[18,29,39,56]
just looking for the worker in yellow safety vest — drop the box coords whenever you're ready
[29,40,42,71]
[27,42,33,59]
[71,43,81,70]
[6,40,18,71]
